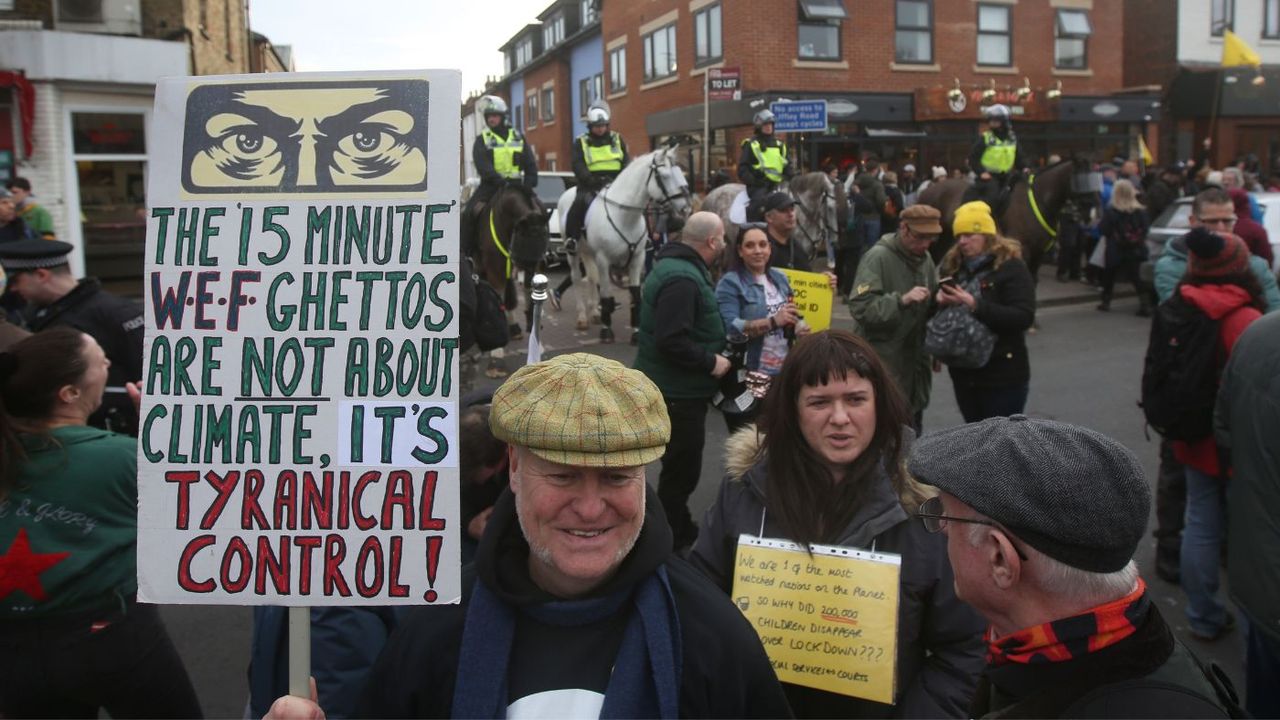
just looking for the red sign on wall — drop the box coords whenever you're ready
[708,67,742,102]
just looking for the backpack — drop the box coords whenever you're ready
[1140,293,1221,441]
[462,256,509,353]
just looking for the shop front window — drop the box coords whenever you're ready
[71,111,148,287]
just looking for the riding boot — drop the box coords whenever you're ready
[460,209,476,259]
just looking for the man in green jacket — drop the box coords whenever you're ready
[634,211,730,550]
[1215,312,1280,718]
[847,205,942,430]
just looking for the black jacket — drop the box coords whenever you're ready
[737,133,793,190]
[691,434,987,719]
[570,131,630,191]
[472,124,538,187]
[972,601,1229,718]
[947,257,1036,390]
[28,279,143,435]
[359,485,793,718]
[767,230,812,273]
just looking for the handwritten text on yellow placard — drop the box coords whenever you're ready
[731,535,901,703]
[778,268,834,332]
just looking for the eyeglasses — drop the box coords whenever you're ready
[1196,217,1236,228]
[916,496,1029,560]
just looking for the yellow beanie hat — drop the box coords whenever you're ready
[953,201,997,237]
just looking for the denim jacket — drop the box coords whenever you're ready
[715,267,794,371]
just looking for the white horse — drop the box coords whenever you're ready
[701,172,842,271]
[555,146,693,342]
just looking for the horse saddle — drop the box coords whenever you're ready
[729,188,750,224]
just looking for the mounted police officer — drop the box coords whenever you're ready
[565,100,629,254]
[967,104,1026,210]
[737,109,792,222]
[462,95,538,257]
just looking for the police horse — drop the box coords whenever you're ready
[555,146,693,343]
[473,183,550,374]
[701,171,842,272]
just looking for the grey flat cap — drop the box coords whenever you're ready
[909,415,1150,573]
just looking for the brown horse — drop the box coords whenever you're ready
[474,184,550,343]
[918,159,1083,277]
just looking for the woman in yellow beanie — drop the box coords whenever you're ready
[935,201,1037,421]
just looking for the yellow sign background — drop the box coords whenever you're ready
[731,535,901,703]
[778,268,834,332]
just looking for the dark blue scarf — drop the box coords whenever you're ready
[450,566,683,719]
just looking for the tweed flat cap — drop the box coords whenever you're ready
[908,415,1150,573]
[900,205,943,235]
[490,353,671,468]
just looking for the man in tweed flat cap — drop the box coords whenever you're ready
[910,415,1233,719]
[270,353,789,719]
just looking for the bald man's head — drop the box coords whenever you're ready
[679,211,725,265]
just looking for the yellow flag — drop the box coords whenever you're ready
[1222,30,1262,68]
[1139,135,1154,166]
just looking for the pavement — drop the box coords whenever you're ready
[163,266,1247,718]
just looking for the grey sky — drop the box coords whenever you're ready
[249,0,536,96]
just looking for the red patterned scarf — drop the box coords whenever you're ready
[987,578,1148,666]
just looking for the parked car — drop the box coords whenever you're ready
[534,171,577,268]
[1142,193,1280,280]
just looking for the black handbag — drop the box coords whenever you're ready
[924,276,996,369]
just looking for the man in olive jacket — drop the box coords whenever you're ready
[1215,312,1280,718]
[848,205,942,429]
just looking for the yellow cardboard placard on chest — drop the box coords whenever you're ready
[777,268,834,332]
[731,534,901,703]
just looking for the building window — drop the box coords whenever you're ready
[543,14,565,49]
[1212,0,1233,36]
[69,111,148,283]
[609,46,627,92]
[1266,0,1280,39]
[643,23,677,82]
[580,0,597,25]
[895,0,933,64]
[1055,9,1091,69]
[797,0,846,60]
[694,3,722,65]
[542,87,555,122]
[513,105,523,132]
[526,93,538,129]
[580,73,603,116]
[976,4,1011,66]
[0,0,15,9]
[515,38,533,68]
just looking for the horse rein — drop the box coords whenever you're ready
[794,187,838,256]
[598,154,690,260]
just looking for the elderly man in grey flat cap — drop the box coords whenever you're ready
[268,353,788,720]
[910,415,1236,719]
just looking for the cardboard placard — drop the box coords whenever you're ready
[136,70,462,606]
[778,268,834,332]
[731,535,901,703]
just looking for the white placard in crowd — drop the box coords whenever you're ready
[137,70,462,605]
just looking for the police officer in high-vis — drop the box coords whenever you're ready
[737,109,792,222]
[966,104,1026,209]
[565,100,629,254]
[462,95,538,255]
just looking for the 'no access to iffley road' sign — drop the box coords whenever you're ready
[770,100,828,133]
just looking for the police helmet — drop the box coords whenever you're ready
[586,102,611,127]
[985,104,1011,120]
[753,109,776,129]
[481,95,509,118]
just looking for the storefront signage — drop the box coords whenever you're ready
[708,66,742,101]
[771,100,828,132]
[915,87,1056,122]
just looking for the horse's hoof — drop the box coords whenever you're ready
[600,327,615,344]
[630,331,639,346]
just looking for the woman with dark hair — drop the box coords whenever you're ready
[691,329,985,718]
[935,201,1036,422]
[0,327,201,718]
[714,224,807,431]
[1171,229,1265,643]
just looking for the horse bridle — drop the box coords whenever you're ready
[794,186,837,255]
[599,154,691,261]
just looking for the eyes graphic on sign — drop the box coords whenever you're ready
[181,80,430,195]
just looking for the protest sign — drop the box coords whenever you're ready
[731,535,901,703]
[136,70,462,606]
[778,268,834,332]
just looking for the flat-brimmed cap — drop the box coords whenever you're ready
[0,239,73,271]
[909,415,1150,573]
[900,205,943,235]
[490,353,671,468]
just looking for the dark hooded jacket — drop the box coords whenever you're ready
[690,431,986,718]
[1228,188,1273,267]
[359,485,792,718]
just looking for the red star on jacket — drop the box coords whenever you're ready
[0,528,71,602]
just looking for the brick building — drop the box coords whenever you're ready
[0,0,291,284]
[1126,0,1280,175]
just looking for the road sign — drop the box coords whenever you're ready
[770,100,828,132]
[708,66,742,101]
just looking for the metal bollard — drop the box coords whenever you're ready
[527,274,549,365]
